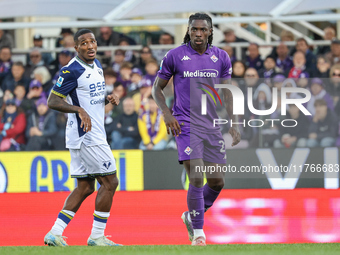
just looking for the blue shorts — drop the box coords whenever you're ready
[175,122,227,164]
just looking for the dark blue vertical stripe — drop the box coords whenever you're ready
[119,153,126,191]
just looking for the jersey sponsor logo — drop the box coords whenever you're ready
[183,69,219,78]
[210,55,218,62]
[228,67,232,75]
[181,55,191,61]
[62,70,70,74]
[90,98,105,105]
[56,76,64,87]
[86,74,91,78]
[184,146,192,155]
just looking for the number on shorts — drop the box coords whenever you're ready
[219,140,226,153]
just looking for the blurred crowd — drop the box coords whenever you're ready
[0,26,339,152]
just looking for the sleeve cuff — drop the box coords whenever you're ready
[51,89,67,98]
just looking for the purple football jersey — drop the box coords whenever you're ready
[157,43,232,131]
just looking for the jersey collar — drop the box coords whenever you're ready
[187,42,212,55]
[76,56,95,69]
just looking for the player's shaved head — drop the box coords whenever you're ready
[74,29,94,44]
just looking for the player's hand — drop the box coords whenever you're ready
[78,108,92,132]
[107,94,120,105]
[163,112,181,137]
[229,126,241,147]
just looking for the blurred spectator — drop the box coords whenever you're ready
[132,77,153,114]
[2,61,30,92]
[0,98,26,151]
[245,43,263,71]
[269,30,295,59]
[55,28,74,48]
[0,27,14,49]
[244,67,260,93]
[128,68,143,94]
[222,45,236,63]
[326,64,340,117]
[33,66,52,96]
[0,46,12,85]
[306,78,334,116]
[112,49,126,73]
[97,26,135,47]
[0,89,14,117]
[104,68,118,96]
[25,97,57,151]
[26,80,46,102]
[274,104,309,148]
[275,43,293,73]
[136,46,156,74]
[117,62,133,89]
[258,56,279,79]
[231,61,246,78]
[138,97,167,150]
[250,83,279,147]
[153,32,174,63]
[287,51,310,79]
[316,27,336,56]
[313,56,330,78]
[111,98,140,149]
[104,103,115,145]
[25,48,46,77]
[325,39,340,66]
[220,28,248,59]
[30,34,54,65]
[141,59,158,87]
[52,112,67,151]
[62,35,75,48]
[51,49,73,85]
[272,74,286,92]
[118,38,136,63]
[295,38,317,72]
[307,99,338,147]
[282,78,303,98]
[13,84,33,113]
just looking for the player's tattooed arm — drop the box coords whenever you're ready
[47,93,92,132]
[152,77,181,136]
[222,79,241,146]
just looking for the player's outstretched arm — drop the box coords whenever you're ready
[152,77,181,136]
[47,93,92,132]
[221,79,241,146]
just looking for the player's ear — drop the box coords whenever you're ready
[74,43,78,52]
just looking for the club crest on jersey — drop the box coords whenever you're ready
[211,55,218,63]
[184,146,192,155]
[56,76,64,87]
[97,69,103,76]
[103,161,112,169]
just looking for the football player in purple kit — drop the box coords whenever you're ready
[152,13,241,246]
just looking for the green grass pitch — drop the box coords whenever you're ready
[1,244,340,255]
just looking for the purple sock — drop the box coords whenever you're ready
[187,184,204,229]
[203,184,221,212]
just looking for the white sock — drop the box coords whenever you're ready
[193,229,206,240]
[90,211,110,239]
[51,210,75,236]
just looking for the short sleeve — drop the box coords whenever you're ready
[157,50,175,81]
[51,67,77,98]
[221,50,233,79]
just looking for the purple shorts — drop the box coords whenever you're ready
[175,122,227,164]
